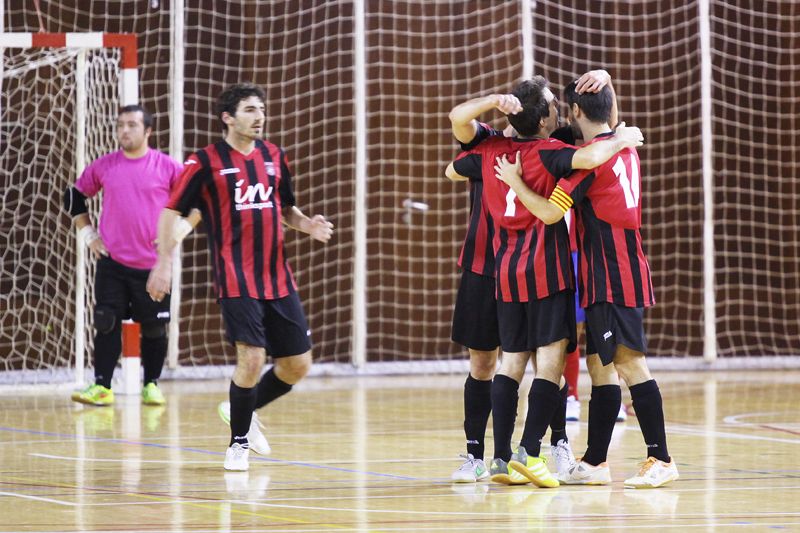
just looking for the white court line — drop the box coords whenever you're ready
[29,452,458,466]
[651,422,800,445]
[0,491,74,506]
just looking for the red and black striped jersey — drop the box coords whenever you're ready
[453,123,501,277]
[548,132,655,308]
[167,139,297,300]
[452,152,495,276]
[455,127,576,302]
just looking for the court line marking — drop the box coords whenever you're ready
[0,490,74,506]
[1,476,351,530]
[0,426,417,480]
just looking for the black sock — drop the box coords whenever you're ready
[93,329,121,389]
[464,375,492,460]
[630,379,670,462]
[519,379,561,457]
[582,385,621,465]
[229,381,257,447]
[491,374,519,462]
[549,383,570,446]
[254,368,293,410]
[141,335,167,385]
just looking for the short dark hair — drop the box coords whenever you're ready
[118,104,153,129]
[215,83,266,129]
[564,80,613,123]
[507,76,550,137]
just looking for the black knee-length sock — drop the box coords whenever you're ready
[549,383,570,446]
[229,381,257,447]
[464,375,493,460]
[519,379,561,457]
[630,379,670,462]
[582,385,621,465]
[491,374,519,462]
[254,368,293,410]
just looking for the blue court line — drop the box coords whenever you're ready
[0,426,418,481]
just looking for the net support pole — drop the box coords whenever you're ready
[520,0,534,79]
[74,49,88,386]
[699,0,717,362]
[167,0,186,370]
[351,0,368,369]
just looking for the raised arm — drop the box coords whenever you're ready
[494,152,564,225]
[448,94,522,145]
[575,69,618,128]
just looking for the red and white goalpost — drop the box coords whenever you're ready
[0,32,138,385]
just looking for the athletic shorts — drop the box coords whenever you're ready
[451,270,500,351]
[219,292,312,357]
[571,251,586,324]
[496,290,577,353]
[584,302,647,366]
[95,256,170,327]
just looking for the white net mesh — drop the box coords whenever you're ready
[2,0,799,382]
[0,45,120,383]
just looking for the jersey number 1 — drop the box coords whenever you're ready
[612,156,640,208]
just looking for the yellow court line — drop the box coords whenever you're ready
[4,475,354,530]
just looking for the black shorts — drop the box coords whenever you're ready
[95,256,171,326]
[585,302,647,366]
[496,290,576,353]
[219,292,312,357]
[451,270,500,351]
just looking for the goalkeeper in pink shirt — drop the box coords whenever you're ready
[63,104,195,407]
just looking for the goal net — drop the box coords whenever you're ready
[2,1,799,384]
[1,40,123,383]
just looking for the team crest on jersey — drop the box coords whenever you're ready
[264,162,276,176]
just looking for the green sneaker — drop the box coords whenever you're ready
[489,457,530,485]
[142,382,166,405]
[509,446,560,488]
[72,384,114,406]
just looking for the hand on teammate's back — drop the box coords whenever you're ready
[613,122,644,148]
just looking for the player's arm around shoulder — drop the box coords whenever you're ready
[494,151,564,225]
[283,206,334,244]
[572,122,644,169]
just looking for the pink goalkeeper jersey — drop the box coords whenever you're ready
[75,148,183,269]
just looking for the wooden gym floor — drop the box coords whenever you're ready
[0,370,799,532]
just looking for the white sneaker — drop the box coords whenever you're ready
[451,454,489,483]
[224,443,249,471]
[218,401,272,456]
[558,460,612,485]
[624,457,679,488]
[617,403,628,422]
[551,439,577,475]
[566,395,581,422]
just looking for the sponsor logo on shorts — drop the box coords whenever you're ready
[603,330,613,341]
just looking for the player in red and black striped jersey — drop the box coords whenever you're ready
[449,71,643,486]
[147,84,333,472]
[494,77,678,488]
[445,123,503,483]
